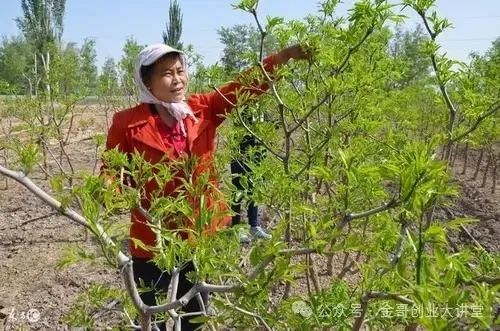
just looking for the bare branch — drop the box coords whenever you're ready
[0,164,147,326]
[147,282,238,314]
[339,197,399,229]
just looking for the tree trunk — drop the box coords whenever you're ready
[444,141,454,162]
[491,155,497,194]
[326,253,334,276]
[308,254,321,294]
[461,143,469,175]
[451,143,459,167]
[473,149,484,180]
[481,152,492,188]
[439,144,447,160]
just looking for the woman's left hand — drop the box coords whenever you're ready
[275,44,315,65]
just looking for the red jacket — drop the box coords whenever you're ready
[105,55,277,258]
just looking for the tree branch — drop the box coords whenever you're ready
[452,102,500,143]
[463,276,500,286]
[226,301,272,331]
[417,10,458,137]
[147,282,238,314]
[339,197,399,229]
[211,85,285,161]
[0,164,147,328]
[352,291,414,331]
[250,8,266,62]
[0,165,88,229]
[289,93,332,133]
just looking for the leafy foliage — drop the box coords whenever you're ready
[0,0,498,330]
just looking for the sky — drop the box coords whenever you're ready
[1,0,499,70]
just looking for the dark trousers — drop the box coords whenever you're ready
[231,159,258,227]
[132,257,207,331]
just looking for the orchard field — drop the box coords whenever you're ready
[0,0,499,330]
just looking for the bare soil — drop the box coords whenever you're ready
[0,106,123,330]
[444,147,500,252]
[0,107,498,330]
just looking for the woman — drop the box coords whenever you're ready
[104,43,309,330]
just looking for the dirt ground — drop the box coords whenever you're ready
[0,107,498,330]
[445,147,500,252]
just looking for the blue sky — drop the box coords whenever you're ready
[1,0,499,69]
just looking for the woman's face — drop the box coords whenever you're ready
[148,54,188,102]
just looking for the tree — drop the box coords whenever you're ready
[467,37,500,99]
[407,1,499,161]
[99,57,119,96]
[79,38,98,96]
[15,0,67,94]
[449,37,500,179]
[218,24,262,72]
[118,37,144,103]
[16,0,66,49]
[0,35,31,94]
[162,0,183,50]
[389,25,432,87]
[52,42,80,95]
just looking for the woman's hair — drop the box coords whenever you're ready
[140,52,186,87]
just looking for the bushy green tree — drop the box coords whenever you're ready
[16,0,66,47]
[389,25,432,88]
[16,0,66,94]
[0,36,31,94]
[99,57,119,96]
[52,42,80,96]
[162,0,183,50]
[79,38,98,96]
[218,24,261,72]
[118,37,144,103]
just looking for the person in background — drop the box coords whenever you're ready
[230,107,271,243]
[103,43,309,330]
